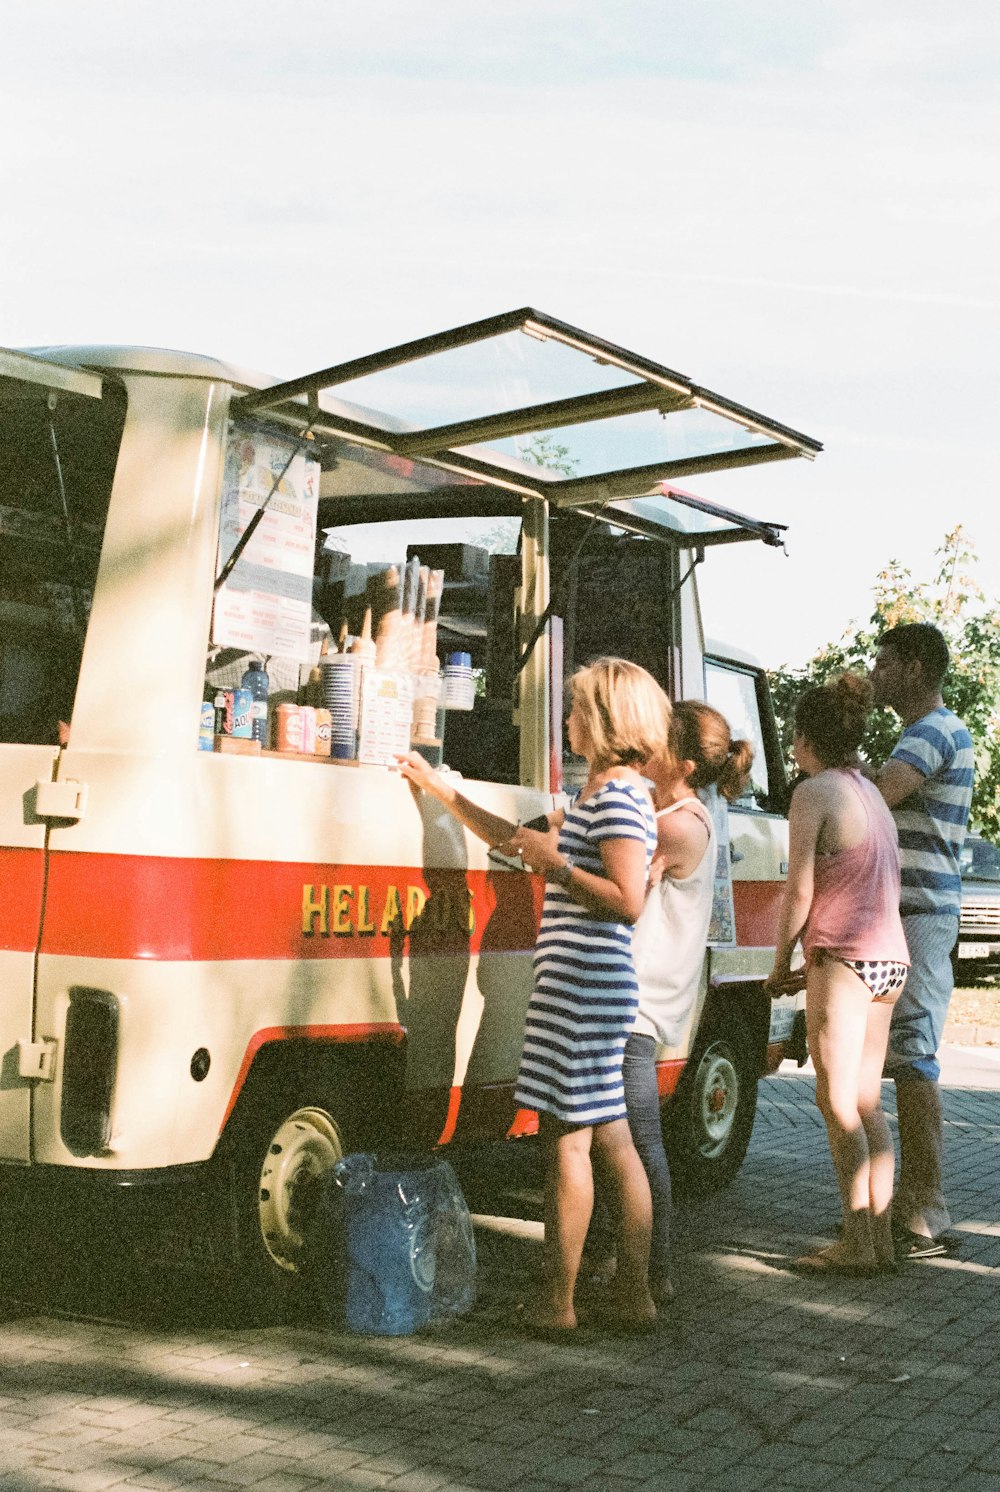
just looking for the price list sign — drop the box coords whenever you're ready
[213,424,319,662]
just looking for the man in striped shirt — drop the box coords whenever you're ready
[871,623,974,1259]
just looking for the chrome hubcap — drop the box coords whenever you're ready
[257,1106,343,1273]
[693,1045,739,1158]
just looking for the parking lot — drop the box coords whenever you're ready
[1,1050,999,1492]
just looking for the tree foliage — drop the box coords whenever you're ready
[768,528,1000,839]
[519,431,580,478]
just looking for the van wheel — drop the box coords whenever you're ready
[664,1022,758,1199]
[222,1071,355,1315]
[255,1105,344,1275]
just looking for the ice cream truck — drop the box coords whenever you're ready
[0,309,819,1300]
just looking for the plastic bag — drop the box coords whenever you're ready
[427,1158,477,1320]
[329,1153,476,1335]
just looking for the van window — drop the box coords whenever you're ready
[206,419,525,784]
[553,520,677,787]
[0,380,126,745]
[704,657,772,810]
[320,514,522,783]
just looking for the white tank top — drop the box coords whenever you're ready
[631,795,716,1044]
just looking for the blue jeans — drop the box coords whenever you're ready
[885,913,959,1084]
[590,1032,673,1284]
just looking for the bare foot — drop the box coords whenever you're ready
[794,1243,879,1277]
[596,1282,658,1333]
[651,1276,675,1306]
[579,1255,617,1289]
[516,1297,578,1333]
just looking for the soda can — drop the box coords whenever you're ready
[299,705,317,755]
[199,700,215,751]
[275,702,304,752]
[314,707,332,757]
[224,687,253,738]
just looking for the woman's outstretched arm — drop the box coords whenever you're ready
[398,751,519,848]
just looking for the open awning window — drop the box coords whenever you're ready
[233,307,821,548]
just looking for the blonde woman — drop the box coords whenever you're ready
[400,658,669,1335]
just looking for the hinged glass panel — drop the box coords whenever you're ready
[235,307,821,507]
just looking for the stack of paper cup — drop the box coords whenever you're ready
[444,652,475,711]
[321,654,361,759]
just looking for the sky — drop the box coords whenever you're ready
[3,0,999,668]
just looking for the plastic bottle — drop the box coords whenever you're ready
[241,659,270,745]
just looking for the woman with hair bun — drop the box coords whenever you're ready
[766,672,909,1275]
[586,700,753,1304]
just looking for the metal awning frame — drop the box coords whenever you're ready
[234,306,820,477]
[0,347,104,401]
[231,307,820,552]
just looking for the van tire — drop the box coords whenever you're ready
[220,1053,358,1317]
[663,1017,758,1199]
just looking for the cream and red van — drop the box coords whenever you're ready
[0,310,819,1299]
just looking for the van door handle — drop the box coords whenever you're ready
[33,779,89,823]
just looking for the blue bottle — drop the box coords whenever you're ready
[241,659,269,745]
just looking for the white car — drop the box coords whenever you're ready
[956,836,1000,982]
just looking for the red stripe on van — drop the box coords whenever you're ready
[0,846,46,953]
[436,1086,463,1146]
[40,851,546,962]
[220,1021,406,1131]
[731,879,784,947]
[656,1058,685,1099]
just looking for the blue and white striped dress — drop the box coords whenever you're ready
[514,779,657,1126]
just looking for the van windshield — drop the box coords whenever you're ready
[0,378,126,745]
[961,838,1000,883]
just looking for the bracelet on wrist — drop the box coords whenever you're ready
[550,856,575,888]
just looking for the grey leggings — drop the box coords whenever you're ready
[589,1031,672,1284]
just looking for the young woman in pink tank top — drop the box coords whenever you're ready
[766,673,909,1276]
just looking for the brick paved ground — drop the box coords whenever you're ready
[1,1068,999,1492]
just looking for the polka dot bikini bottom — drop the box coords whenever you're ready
[838,957,908,1001]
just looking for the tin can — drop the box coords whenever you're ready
[199,700,215,751]
[275,702,304,752]
[223,687,253,738]
[314,707,332,757]
[299,705,317,756]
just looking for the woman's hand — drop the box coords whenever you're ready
[764,963,807,995]
[509,823,563,874]
[397,751,445,799]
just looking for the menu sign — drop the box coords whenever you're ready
[213,424,319,661]
[704,784,737,949]
[357,670,414,767]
